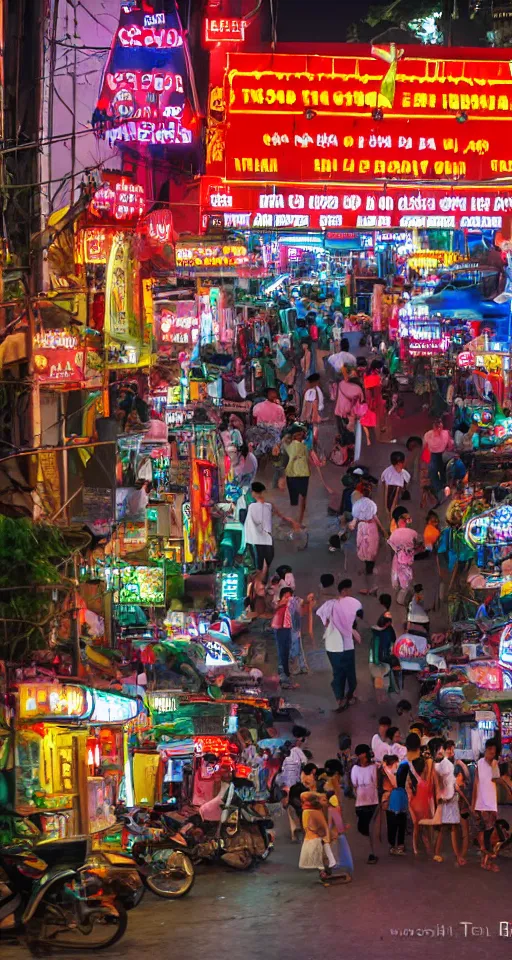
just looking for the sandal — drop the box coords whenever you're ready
[433,855,443,862]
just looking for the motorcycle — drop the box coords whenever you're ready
[108,807,195,899]
[0,835,127,954]
[151,767,274,870]
[0,809,144,913]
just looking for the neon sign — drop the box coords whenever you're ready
[457,351,475,368]
[201,177,511,230]
[204,18,246,44]
[90,179,145,221]
[207,47,512,183]
[94,2,193,150]
[175,242,248,269]
[19,683,92,721]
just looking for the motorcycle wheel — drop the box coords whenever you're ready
[26,888,127,954]
[144,849,195,898]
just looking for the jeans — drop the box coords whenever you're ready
[290,630,307,671]
[428,451,446,498]
[326,649,357,701]
[386,811,406,847]
[274,627,292,680]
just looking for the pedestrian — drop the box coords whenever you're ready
[324,774,353,880]
[473,737,512,872]
[445,740,471,865]
[284,425,311,527]
[301,372,324,430]
[407,583,430,634]
[389,505,410,534]
[350,481,386,586]
[406,749,434,856]
[381,451,411,515]
[327,337,357,377]
[428,738,463,866]
[288,591,310,676]
[388,515,419,604]
[318,573,338,602]
[351,744,379,864]
[385,754,409,855]
[252,386,287,428]
[334,369,364,438]
[244,481,297,579]
[271,587,313,689]
[234,442,258,488]
[371,716,392,763]
[387,726,407,761]
[423,418,454,503]
[298,792,336,883]
[423,510,441,552]
[316,579,363,712]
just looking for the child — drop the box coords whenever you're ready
[350,743,379,864]
[423,511,441,551]
[298,792,336,883]
[324,779,353,881]
[381,451,411,515]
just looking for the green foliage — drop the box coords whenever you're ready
[0,517,73,661]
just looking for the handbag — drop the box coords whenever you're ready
[353,399,369,418]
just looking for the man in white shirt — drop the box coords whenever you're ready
[381,451,411,513]
[473,737,512,870]
[244,482,296,579]
[316,579,362,712]
[327,336,357,374]
[371,716,391,762]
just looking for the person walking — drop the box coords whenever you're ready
[427,738,463,866]
[385,754,409,855]
[423,418,454,503]
[244,481,297,579]
[298,792,336,883]
[252,386,287,428]
[284,425,311,527]
[316,579,363,712]
[334,370,364,438]
[351,744,379,864]
[350,482,386,585]
[271,587,314,689]
[473,737,512,872]
[387,515,419,604]
[380,451,411,516]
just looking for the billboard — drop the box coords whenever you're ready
[206,45,512,184]
[201,177,512,231]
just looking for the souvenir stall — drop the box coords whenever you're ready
[12,682,139,838]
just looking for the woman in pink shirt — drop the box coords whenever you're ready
[335,375,364,436]
[423,418,454,502]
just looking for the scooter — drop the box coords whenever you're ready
[0,835,127,954]
[152,768,274,870]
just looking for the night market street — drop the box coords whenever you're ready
[3,428,512,960]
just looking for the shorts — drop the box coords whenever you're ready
[477,810,497,833]
[355,804,378,837]
[286,475,309,505]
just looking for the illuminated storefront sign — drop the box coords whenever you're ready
[89,689,139,724]
[157,301,199,346]
[458,351,476,368]
[90,179,145,221]
[207,47,512,183]
[105,235,139,343]
[408,337,450,355]
[204,18,246,43]
[175,242,249,269]
[19,683,92,721]
[201,178,512,230]
[94,2,193,148]
[33,329,85,384]
[148,693,179,715]
[77,228,120,265]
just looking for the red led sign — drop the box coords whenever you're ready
[204,18,246,44]
[207,47,512,183]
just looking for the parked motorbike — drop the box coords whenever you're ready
[110,807,195,899]
[0,809,144,913]
[151,767,274,870]
[0,835,127,954]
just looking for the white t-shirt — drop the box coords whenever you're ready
[328,350,357,372]
[244,501,273,546]
[381,465,411,488]
[390,743,407,761]
[435,756,456,801]
[475,757,500,812]
[351,763,378,807]
[371,733,390,763]
[304,385,325,412]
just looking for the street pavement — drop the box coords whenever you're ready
[4,411,512,959]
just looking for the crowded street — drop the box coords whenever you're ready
[4,1,512,959]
